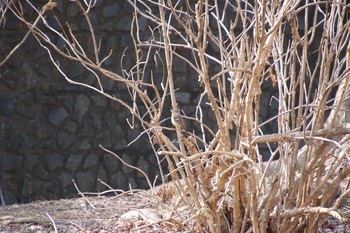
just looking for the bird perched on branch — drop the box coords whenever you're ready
[171,107,188,136]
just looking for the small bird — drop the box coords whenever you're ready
[171,107,188,135]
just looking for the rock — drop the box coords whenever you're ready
[110,171,126,189]
[0,95,16,117]
[76,171,95,192]
[3,154,23,172]
[104,111,124,135]
[21,131,35,149]
[173,57,187,72]
[136,156,149,178]
[19,93,35,106]
[65,154,83,171]
[23,63,40,89]
[2,118,26,130]
[122,1,134,13]
[127,177,137,189]
[24,155,39,172]
[46,154,64,170]
[16,102,35,119]
[175,91,191,104]
[117,15,132,31]
[46,179,61,195]
[137,16,148,31]
[41,137,57,150]
[94,131,111,148]
[48,107,68,126]
[91,95,107,107]
[100,75,114,90]
[1,69,21,90]
[36,95,55,104]
[21,179,42,197]
[4,134,20,151]
[68,64,84,79]
[103,3,119,17]
[78,140,92,150]
[58,172,73,188]
[121,154,135,174]
[58,132,77,149]
[64,120,78,133]
[33,164,50,180]
[103,154,120,172]
[81,12,97,30]
[259,92,270,118]
[78,121,95,137]
[96,166,107,191]
[83,154,99,169]
[119,208,162,224]
[58,95,74,113]
[36,109,53,138]
[90,112,102,130]
[74,94,90,122]
[67,2,80,18]
[114,138,127,150]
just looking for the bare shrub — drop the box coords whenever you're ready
[2,0,350,232]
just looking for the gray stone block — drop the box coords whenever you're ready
[48,107,68,126]
[91,95,107,107]
[94,131,111,148]
[175,91,191,104]
[67,2,80,18]
[117,15,132,31]
[3,154,23,172]
[83,154,99,169]
[103,3,119,17]
[78,121,95,137]
[66,154,83,171]
[96,166,107,191]
[21,179,42,198]
[24,155,39,172]
[136,156,149,178]
[76,171,95,192]
[64,120,78,133]
[58,132,77,149]
[33,164,50,180]
[58,95,74,113]
[2,118,26,130]
[46,154,64,171]
[90,112,102,130]
[46,179,61,195]
[4,134,20,151]
[16,102,35,119]
[21,131,35,149]
[81,12,98,31]
[68,64,84,79]
[0,95,16,117]
[36,110,53,139]
[36,95,55,104]
[103,154,120,172]
[74,94,90,122]
[19,93,35,106]
[23,63,40,89]
[110,171,126,189]
[79,140,92,151]
[58,172,73,188]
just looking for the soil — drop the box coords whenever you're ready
[1,187,350,233]
[0,188,188,233]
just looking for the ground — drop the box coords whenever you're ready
[0,188,188,233]
[0,187,350,232]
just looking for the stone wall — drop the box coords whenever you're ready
[0,0,167,204]
[0,0,299,204]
